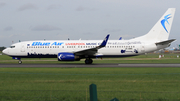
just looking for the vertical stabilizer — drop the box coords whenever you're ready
[131,8,175,42]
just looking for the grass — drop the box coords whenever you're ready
[0,68,180,101]
[1,53,180,100]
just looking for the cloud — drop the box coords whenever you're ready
[97,0,127,3]
[76,6,98,11]
[47,4,61,10]
[120,34,134,39]
[83,32,94,35]
[89,8,98,11]
[104,28,121,33]
[31,25,61,31]
[0,35,5,39]
[56,34,70,39]
[76,6,85,11]
[9,34,25,38]
[18,3,38,11]
[4,26,13,31]
[0,2,6,8]
[0,34,23,39]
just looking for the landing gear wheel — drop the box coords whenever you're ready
[18,60,22,64]
[85,58,93,64]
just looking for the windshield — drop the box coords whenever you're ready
[10,46,15,48]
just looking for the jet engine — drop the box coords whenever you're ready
[57,52,80,61]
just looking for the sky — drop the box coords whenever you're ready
[0,0,180,49]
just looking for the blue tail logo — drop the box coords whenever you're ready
[161,14,171,33]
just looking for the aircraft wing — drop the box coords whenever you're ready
[155,39,176,45]
[74,34,110,56]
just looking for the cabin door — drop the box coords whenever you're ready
[141,45,145,53]
[21,43,25,52]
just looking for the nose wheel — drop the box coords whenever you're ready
[18,60,22,64]
[85,58,93,64]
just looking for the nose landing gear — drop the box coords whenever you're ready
[18,60,22,64]
[12,57,22,64]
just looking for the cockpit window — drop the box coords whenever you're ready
[10,46,15,48]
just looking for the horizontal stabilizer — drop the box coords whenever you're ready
[155,39,175,45]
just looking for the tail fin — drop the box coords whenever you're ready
[131,8,176,42]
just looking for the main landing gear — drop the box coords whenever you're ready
[85,58,93,64]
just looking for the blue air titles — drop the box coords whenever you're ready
[51,42,64,46]
[32,42,64,46]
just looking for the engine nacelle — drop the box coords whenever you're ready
[58,52,78,61]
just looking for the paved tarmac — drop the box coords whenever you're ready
[0,64,180,68]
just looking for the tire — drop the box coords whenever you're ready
[85,58,93,64]
[18,60,22,64]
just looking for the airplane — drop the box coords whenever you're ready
[2,8,176,64]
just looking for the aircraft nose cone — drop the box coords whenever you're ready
[2,49,8,55]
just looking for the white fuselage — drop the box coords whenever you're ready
[3,40,167,58]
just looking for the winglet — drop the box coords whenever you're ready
[99,34,110,47]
